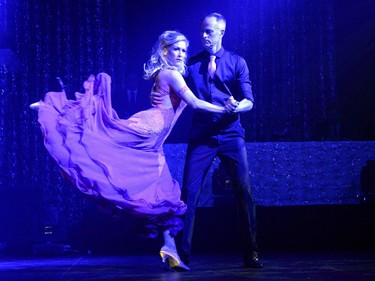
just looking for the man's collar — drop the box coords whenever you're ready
[215,47,225,58]
[204,47,225,58]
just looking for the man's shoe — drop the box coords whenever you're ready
[244,252,263,268]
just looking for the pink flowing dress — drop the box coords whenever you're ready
[37,72,187,237]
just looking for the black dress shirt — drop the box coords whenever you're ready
[185,47,254,140]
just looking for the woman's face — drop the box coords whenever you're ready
[164,40,187,67]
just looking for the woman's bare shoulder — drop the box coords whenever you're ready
[159,68,181,78]
[157,69,183,89]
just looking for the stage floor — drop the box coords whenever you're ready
[1,251,374,281]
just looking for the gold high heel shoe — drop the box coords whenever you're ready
[160,245,190,271]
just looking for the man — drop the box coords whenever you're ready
[180,12,262,269]
[152,13,262,269]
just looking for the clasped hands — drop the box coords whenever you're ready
[225,96,240,114]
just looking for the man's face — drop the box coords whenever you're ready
[200,17,223,50]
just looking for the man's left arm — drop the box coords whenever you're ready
[233,56,254,113]
[234,98,253,113]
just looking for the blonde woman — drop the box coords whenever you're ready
[30,30,229,271]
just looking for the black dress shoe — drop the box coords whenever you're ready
[244,252,263,268]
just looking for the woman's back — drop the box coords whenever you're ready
[120,69,186,150]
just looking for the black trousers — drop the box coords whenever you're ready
[179,134,258,260]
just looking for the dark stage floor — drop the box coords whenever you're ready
[1,251,374,281]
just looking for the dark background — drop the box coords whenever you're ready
[1,0,374,143]
[0,0,374,256]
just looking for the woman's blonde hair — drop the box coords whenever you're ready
[143,30,189,80]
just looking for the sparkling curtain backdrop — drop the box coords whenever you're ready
[0,0,129,245]
[0,0,346,213]
[227,0,336,141]
[0,0,373,251]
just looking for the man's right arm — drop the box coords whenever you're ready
[150,85,163,107]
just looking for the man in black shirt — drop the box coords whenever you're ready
[179,12,263,269]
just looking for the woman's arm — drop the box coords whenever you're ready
[166,70,226,113]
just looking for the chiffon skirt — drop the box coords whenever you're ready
[37,73,186,237]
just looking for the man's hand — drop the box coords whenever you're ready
[150,88,163,107]
[225,96,239,114]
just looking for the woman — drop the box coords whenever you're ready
[30,31,227,271]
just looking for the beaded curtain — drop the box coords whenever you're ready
[228,0,336,141]
[0,0,129,227]
[1,0,337,219]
